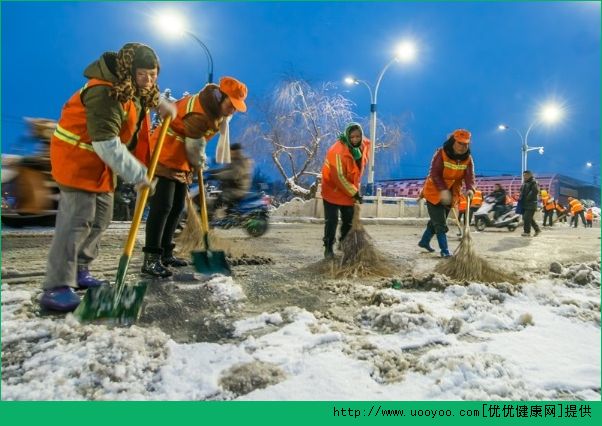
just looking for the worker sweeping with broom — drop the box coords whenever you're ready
[320,122,370,259]
[418,129,475,257]
[142,76,248,277]
[40,43,167,312]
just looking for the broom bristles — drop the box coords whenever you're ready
[434,224,517,283]
[332,204,396,278]
[175,195,205,253]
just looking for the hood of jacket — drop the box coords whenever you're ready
[83,52,119,83]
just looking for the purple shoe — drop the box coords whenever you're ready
[40,287,81,312]
[76,267,108,289]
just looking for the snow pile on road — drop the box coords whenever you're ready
[2,261,600,400]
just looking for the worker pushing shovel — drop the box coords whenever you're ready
[74,116,173,323]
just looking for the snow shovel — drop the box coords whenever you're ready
[191,169,231,276]
[74,116,172,324]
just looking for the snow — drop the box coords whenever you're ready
[2,266,600,401]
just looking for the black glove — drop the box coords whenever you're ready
[353,192,363,204]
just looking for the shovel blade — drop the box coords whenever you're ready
[191,249,231,276]
[73,282,148,325]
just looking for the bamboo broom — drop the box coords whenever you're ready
[435,195,517,283]
[334,203,395,278]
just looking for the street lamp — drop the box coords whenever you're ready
[344,41,417,195]
[586,161,599,186]
[498,102,564,182]
[154,11,214,84]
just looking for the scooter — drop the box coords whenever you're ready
[189,187,271,237]
[473,196,520,232]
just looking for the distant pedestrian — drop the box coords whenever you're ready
[518,170,541,237]
[418,129,475,257]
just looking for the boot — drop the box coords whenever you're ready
[436,232,451,258]
[161,244,189,267]
[76,266,108,289]
[141,247,173,278]
[417,228,436,252]
[40,286,81,312]
[323,237,335,259]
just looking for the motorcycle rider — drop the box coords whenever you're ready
[205,143,253,213]
[489,183,507,221]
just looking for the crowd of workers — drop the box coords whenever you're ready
[37,42,597,313]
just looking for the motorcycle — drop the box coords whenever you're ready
[1,152,59,228]
[189,187,271,237]
[473,196,520,232]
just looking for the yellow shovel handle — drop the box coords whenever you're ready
[197,169,210,234]
[123,115,172,257]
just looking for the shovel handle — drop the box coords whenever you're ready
[197,169,210,236]
[123,115,172,257]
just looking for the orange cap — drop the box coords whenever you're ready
[219,76,248,112]
[452,129,471,144]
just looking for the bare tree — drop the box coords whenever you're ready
[240,78,411,198]
[243,79,354,198]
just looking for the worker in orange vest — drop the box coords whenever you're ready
[142,77,248,277]
[568,197,586,228]
[541,190,556,227]
[418,129,475,257]
[457,193,468,225]
[469,189,483,225]
[41,43,168,312]
[585,208,594,228]
[555,202,568,223]
[321,122,370,258]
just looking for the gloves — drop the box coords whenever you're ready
[353,192,363,204]
[439,189,452,206]
[465,189,474,199]
[135,176,157,196]
[185,137,207,169]
[157,96,177,120]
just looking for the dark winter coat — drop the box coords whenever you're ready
[490,188,507,206]
[519,177,539,210]
[209,151,253,203]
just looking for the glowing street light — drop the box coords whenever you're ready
[585,161,598,186]
[498,102,564,182]
[344,40,418,195]
[154,11,214,83]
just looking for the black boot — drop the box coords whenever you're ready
[323,237,335,259]
[161,243,189,267]
[141,247,173,278]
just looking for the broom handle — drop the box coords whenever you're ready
[465,194,472,234]
[451,206,463,233]
[123,115,171,257]
[197,168,210,242]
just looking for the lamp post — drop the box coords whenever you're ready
[155,12,214,84]
[344,41,416,195]
[498,102,563,183]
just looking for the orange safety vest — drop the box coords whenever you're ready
[471,190,483,207]
[50,78,148,193]
[542,195,556,211]
[458,194,467,212]
[556,204,566,214]
[569,199,584,214]
[321,139,370,206]
[585,209,593,221]
[422,148,472,205]
[151,93,220,172]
